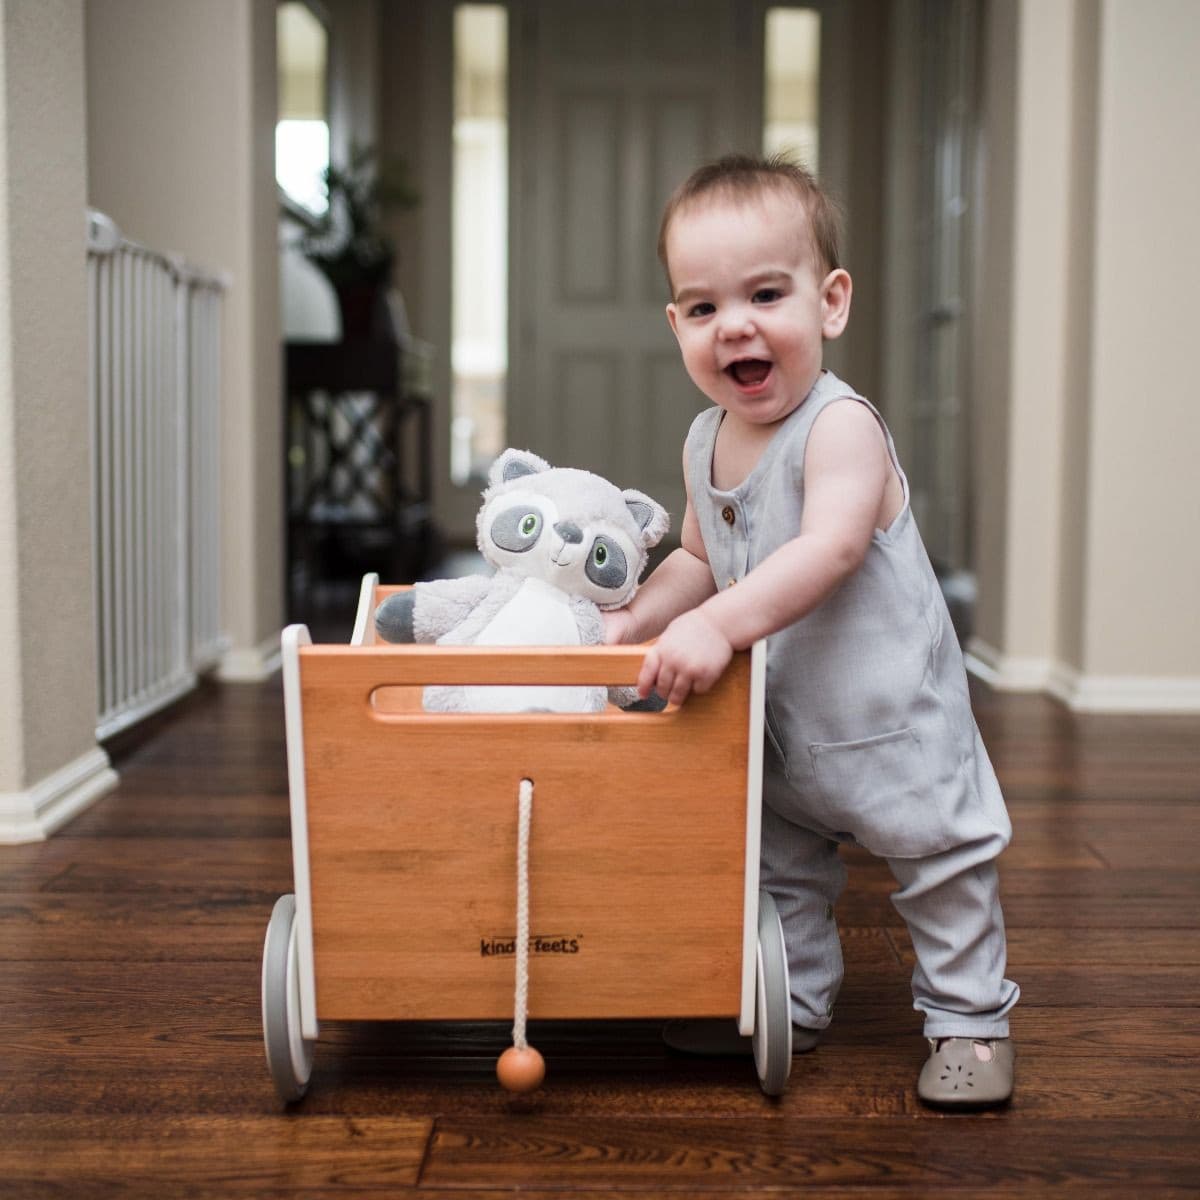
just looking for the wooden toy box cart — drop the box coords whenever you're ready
[261,576,793,1099]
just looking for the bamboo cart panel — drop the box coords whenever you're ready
[297,643,753,1021]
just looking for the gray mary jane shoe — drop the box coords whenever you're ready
[917,1036,1015,1109]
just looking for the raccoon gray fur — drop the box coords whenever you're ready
[375,448,669,713]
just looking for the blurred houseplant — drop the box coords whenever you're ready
[302,144,419,340]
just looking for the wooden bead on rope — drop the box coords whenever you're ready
[497,1044,545,1094]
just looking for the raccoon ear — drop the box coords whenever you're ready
[622,490,669,549]
[490,448,552,488]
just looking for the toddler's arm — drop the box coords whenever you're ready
[604,504,715,644]
[637,400,895,705]
[602,448,716,646]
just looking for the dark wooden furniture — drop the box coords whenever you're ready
[285,339,433,620]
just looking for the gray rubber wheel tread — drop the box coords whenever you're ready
[754,890,792,1096]
[262,893,310,1102]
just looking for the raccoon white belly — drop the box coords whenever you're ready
[466,577,596,712]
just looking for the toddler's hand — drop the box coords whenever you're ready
[602,607,639,645]
[637,609,733,706]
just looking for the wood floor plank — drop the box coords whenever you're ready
[847,864,1200,899]
[0,892,269,961]
[838,834,1113,873]
[420,1116,1200,1190]
[832,887,1200,930]
[1082,834,1200,871]
[408,1192,1197,1200]
[0,1114,429,1194]
[63,792,291,839]
[939,963,1200,1006]
[5,1050,1195,1124]
[4,1007,1195,1121]
[871,1005,1200,1055]
[0,837,293,896]
[891,926,1200,966]
[999,770,1200,804]
[0,961,263,1071]
[8,1186,1168,1200]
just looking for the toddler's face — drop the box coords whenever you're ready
[664,191,850,427]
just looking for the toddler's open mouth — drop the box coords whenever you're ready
[726,358,772,388]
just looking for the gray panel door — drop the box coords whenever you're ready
[508,0,761,538]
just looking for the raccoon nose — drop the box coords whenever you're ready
[554,521,583,544]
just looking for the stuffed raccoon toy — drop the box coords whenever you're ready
[375,448,669,713]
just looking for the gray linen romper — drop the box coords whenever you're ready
[685,370,1019,1038]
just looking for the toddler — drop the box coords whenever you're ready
[605,154,1018,1108]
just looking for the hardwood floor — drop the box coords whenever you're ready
[2,675,1198,1196]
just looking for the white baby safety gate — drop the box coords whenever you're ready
[86,210,228,740]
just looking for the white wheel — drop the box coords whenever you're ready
[262,894,314,1102]
[753,890,792,1096]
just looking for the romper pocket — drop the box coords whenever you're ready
[808,727,950,858]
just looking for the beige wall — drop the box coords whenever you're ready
[0,0,116,837]
[971,0,1200,709]
[86,0,282,670]
[1082,0,1200,679]
[988,0,1075,671]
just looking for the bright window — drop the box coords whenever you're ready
[764,7,820,171]
[451,4,509,485]
[276,1,330,216]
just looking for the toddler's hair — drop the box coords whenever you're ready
[657,153,844,283]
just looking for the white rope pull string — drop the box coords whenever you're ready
[513,777,534,1050]
[497,778,545,1093]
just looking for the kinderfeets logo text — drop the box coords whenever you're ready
[480,932,582,957]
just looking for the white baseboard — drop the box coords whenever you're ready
[0,747,119,844]
[1050,668,1200,713]
[217,634,283,682]
[964,639,1054,692]
[966,637,1200,713]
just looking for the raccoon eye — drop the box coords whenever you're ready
[491,506,544,553]
[585,535,628,589]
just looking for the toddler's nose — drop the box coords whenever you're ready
[717,311,755,340]
[554,521,583,544]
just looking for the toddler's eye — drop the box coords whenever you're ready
[752,288,782,303]
[687,301,715,318]
[520,513,540,537]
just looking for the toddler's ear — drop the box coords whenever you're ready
[623,489,669,548]
[489,447,552,489]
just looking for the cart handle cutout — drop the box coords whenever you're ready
[367,684,677,718]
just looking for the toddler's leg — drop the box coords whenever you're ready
[760,799,847,1031]
[888,832,1019,1039]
